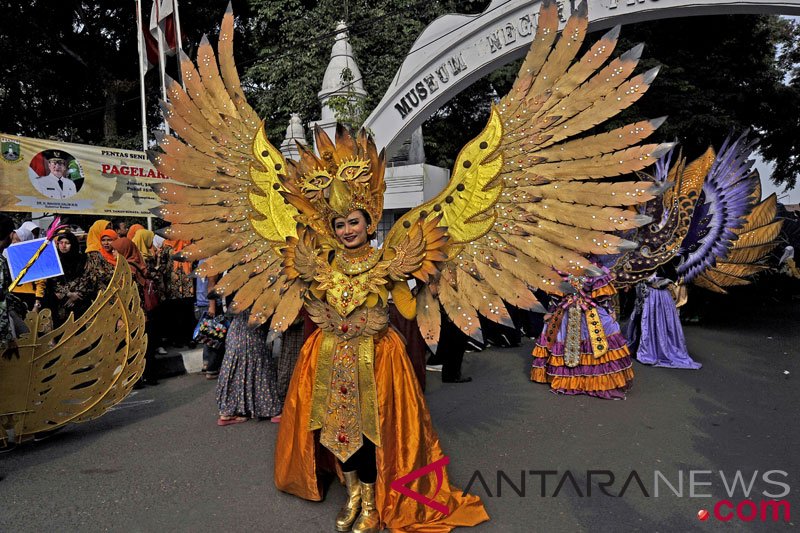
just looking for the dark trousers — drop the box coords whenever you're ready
[428,318,468,381]
[342,439,377,483]
[160,297,195,346]
[480,315,521,347]
[144,319,159,379]
[203,344,224,373]
[508,305,544,339]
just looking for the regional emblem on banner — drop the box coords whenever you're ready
[1,139,21,163]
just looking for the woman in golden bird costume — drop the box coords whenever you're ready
[150,1,673,530]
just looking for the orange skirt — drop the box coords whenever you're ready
[275,328,489,532]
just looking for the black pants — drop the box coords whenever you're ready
[428,318,468,381]
[159,297,196,346]
[143,319,159,379]
[480,315,521,347]
[342,440,377,483]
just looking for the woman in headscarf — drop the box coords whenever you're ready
[0,215,18,359]
[84,228,118,297]
[156,239,195,347]
[110,237,147,288]
[6,225,46,311]
[45,231,89,327]
[132,227,173,354]
[131,228,163,297]
[131,228,155,264]
[85,219,112,254]
[112,237,159,386]
[160,240,194,298]
[126,224,146,240]
[19,221,41,239]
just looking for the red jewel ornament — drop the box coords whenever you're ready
[341,323,349,333]
[337,433,348,443]
[340,385,347,395]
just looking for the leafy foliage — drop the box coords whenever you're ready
[244,0,491,145]
[326,67,371,131]
[609,15,799,188]
[769,17,800,188]
[0,0,253,148]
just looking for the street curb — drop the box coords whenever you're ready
[153,347,205,378]
[180,348,205,374]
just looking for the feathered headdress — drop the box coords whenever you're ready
[278,124,386,240]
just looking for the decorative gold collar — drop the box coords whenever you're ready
[334,244,381,275]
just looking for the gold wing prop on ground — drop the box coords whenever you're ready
[150,5,306,330]
[0,257,146,444]
[694,183,783,293]
[383,0,669,345]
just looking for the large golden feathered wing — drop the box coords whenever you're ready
[382,0,670,349]
[150,5,306,332]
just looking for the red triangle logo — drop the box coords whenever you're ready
[390,456,451,515]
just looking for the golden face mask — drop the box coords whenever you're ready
[336,160,371,183]
[301,170,333,193]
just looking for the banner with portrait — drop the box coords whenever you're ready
[0,133,169,217]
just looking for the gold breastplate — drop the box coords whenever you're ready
[324,245,382,317]
[325,270,371,317]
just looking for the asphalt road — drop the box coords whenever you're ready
[1,300,797,532]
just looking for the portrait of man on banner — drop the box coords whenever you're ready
[28,149,84,200]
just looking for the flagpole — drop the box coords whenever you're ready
[155,3,169,134]
[135,0,148,151]
[173,0,186,91]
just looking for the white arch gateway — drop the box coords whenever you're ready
[364,0,800,156]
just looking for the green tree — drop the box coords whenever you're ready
[326,66,371,131]
[609,15,799,188]
[769,17,800,188]
[244,0,491,146]
[0,0,142,144]
[422,64,517,169]
[0,0,253,149]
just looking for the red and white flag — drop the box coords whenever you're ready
[135,0,155,74]
[139,1,181,72]
[150,0,178,56]
[136,0,184,141]
[139,4,156,71]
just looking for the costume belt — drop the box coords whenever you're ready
[305,299,388,462]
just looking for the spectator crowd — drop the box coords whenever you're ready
[0,215,303,439]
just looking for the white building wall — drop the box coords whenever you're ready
[384,164,450,210]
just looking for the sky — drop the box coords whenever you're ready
[755,154,800,205]
[756,16,800,205]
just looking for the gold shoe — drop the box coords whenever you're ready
[335,471,362,532]
[352,481,380,533]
